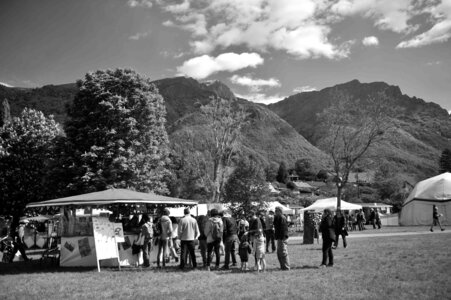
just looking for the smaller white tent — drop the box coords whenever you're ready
[400,172,451,226]
[266,201,294,214]
[300,197,362,212]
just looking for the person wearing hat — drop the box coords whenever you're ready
[156,208,172,268]
[319,208,335,267]
[178,207,199,270]
[274,206,290,270]
[10,219,31,262]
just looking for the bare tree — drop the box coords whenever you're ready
[201,97,249,202]
[317,91,395,210]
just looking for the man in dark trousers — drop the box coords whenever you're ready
[274,206,290,270]
[178,207,199,270]
[221,210,238,270]
[265,210,276,253]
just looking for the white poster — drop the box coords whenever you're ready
[92,216,119,261]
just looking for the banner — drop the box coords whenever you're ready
[113,222,125,243]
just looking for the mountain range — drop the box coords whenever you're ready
[1,77,450,182]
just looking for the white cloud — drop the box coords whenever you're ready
[177,52,264,79]
[0,82,14,87]
[156,0,353,59]
[293,85,317,93]
[128,32,149,40]
[235,92,284,104]
[331,0,415,33]
[426,61,442,66]
[397,19,451,48]
[230,75,281,91]
[362,36,379,46]
[127,0,153,8]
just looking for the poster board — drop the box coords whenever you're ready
[92,216,120,271]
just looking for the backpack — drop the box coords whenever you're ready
[153,221,162,237]
[211,219,222,241]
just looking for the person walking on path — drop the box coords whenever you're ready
[140,214,153,267]
[178,207,199,270]
[333,210,347,249]
[205,208,223,271]
[156,208,172,269]
[319,208,335,267]
[221,210,238,270]
[274,206,290,270]
[265,210,276,253]
[430,205,445,232]
[374,210,382,229]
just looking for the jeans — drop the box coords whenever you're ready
[265,229,276,252]
[223,235,238,267]
[180,240,197,269]
[322,238,334,265]
[198,239,207,266]
[276,239,290,270]
[207,240,221,267]
[333,233,347,248]
[142,238,152,267]
[157,238,169,267]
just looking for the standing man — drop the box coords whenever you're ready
[156,208,172,269]
[274,206,290,270]
[197,215,209,267]
[140,214,153,268]
[205,208,223,271]
[221,210,238,270]
[178,207,199,270]
[265,210,276,253]
[319,208,335,267]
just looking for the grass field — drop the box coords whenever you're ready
[1,229,450,300]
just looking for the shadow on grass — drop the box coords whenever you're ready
[0,260,95,275]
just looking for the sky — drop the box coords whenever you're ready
[1,0,450,112]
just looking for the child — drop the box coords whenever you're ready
[239,232,252,271]
[254,229,266,272]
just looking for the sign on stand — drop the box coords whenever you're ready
[92,216,121,272]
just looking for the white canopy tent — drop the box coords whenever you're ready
[26,188,197,267]
[266,201,294,214]
[400,172,451,226]
[300,197,362,212]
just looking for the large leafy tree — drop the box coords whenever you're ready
[0,108,60,224]
[317,91,394,210]
[201,97,249,202]
[65,69,171,194]
[439,148,451,173]
[223,157,270,218]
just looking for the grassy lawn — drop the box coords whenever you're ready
[1,230,450,300]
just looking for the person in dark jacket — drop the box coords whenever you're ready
[197,215,209,267]
[320,208,335,267]
[274,206,290,270]
[221,210,238,269]
[430,205,445,232]
[333,210,347,249]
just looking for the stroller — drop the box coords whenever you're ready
[0,236,15,263]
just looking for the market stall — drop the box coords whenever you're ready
[26,188,197,269]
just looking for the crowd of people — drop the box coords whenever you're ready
[135,206,291,272]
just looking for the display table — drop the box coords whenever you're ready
[60,234,143,267]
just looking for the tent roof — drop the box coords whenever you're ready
[266,201,294,214]
[300,197,362,212]
[26,188,197,208]
[404,172,451,206]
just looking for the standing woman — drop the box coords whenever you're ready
[430,205,445,232]
[319,208,335,267]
